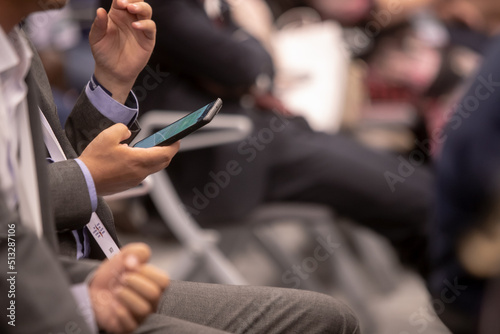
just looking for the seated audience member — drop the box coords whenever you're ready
[430,0,500,332]
[265,0,373,26]
[110,0,434,270]
[0,0,361,333]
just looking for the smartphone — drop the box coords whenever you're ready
[133,98,223,148]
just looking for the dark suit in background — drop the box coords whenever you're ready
[430,35,500,334]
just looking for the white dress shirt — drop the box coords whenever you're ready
[0,26,43,237]
[0,25,98,333]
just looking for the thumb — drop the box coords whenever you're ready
[89,8,108,45]
[91,243,151,290]
[100,123,132,145]
[120,243,152,270]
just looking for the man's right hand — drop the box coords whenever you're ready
[89,243,169,333]
[79,123,180,196]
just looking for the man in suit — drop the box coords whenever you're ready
[0,0,361,333]
[1,0,173,332]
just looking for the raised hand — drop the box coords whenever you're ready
[89,0,156,104]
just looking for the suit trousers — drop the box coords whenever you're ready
[137,280,360,334]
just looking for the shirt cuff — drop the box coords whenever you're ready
[70,283,98,333]
[85,75,138,126]
[75,158,97,212]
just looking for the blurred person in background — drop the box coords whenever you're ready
[266,0,440,27]
[111,0,435,274]
[24,0,109,125]
[265,0,373,26]
[24,6,82,124]
[429,0,500,332]
[256,1,500,331]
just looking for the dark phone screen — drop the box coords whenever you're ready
[134,103,213,148]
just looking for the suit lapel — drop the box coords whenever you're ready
[28,47,121,259]
[29,51,79,159]
[25,71,59,251]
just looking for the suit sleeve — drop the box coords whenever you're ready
[147,0,275,89]
[27,48,96,231]
[0,192,95,334]
[48,160,94,231]
[27,47,118,239]
[65,90,141,155]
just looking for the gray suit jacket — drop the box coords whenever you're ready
[0,30,147,334]
[0,66,98,333]
[28,43,140,259]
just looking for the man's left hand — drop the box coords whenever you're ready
[89,0,156,104]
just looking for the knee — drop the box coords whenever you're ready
[281,289,360,334]
[310,293,360,334]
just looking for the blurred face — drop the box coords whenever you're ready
[471,0,500,16]
[435,0,500,34]
[0,0,66,32]
[35,0,67,11]
[307,0,372,25]
[370,31,442,93]
[8,0,67,15]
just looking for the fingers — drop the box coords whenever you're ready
[121,266,168,312]
[138,264,170,290]
[116,256,168,321]
[127,2,152,20]
[147,141,180,158]
[128,141,180,172]
[91,252,169,332]
[116,287,153,322]
[171,140,181,152]
[115,0,153,18]
[93,244,151,284]
[101,243,150,282]
[100,123,132,145]
[122,272,162,302]
[111,300,138,333]
[126,0,156,41]
[138,143,180,168]
[120,243,152,267]
[113,0,129,10]
[132,20,156,40]
[89,8,109,44]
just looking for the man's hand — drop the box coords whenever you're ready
[89,243,169,333]
[89,0,156,104]
[79,123,180,196]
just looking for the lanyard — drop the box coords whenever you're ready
[39,109,120,259]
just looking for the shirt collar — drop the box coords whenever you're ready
[0,25,33,76]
